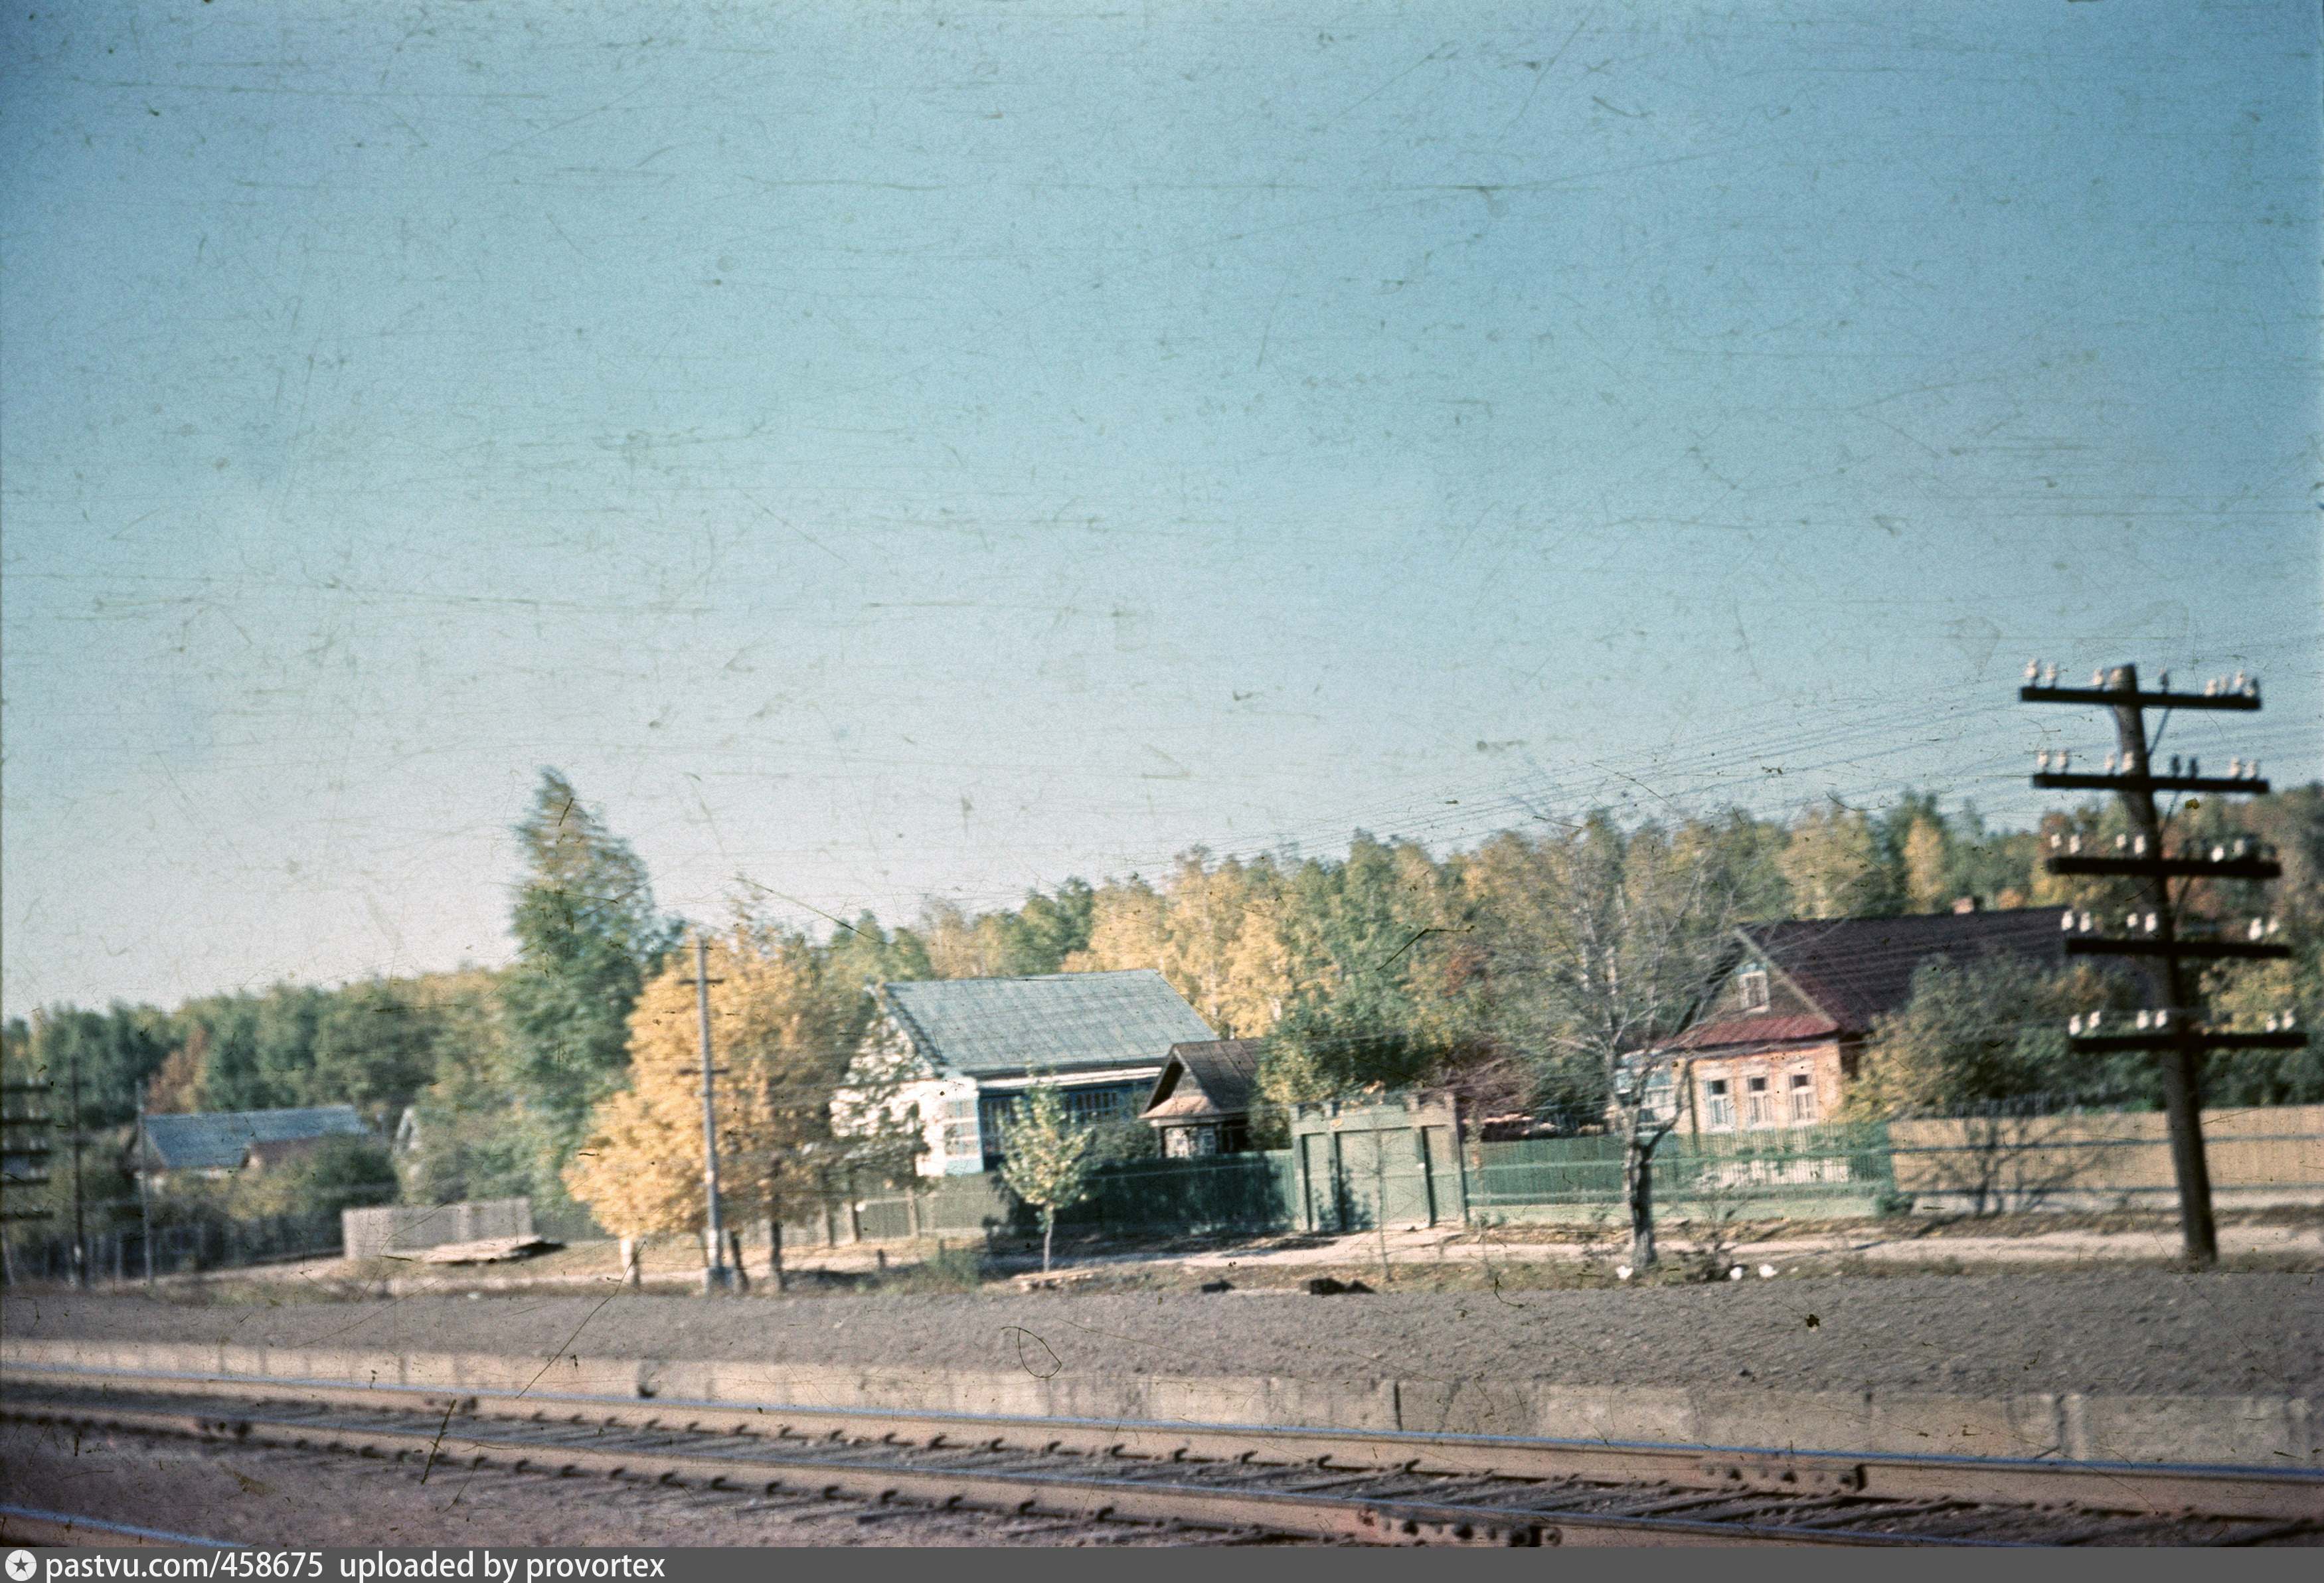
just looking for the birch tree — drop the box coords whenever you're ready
[1470,814,1748,1268]
[995,1076,1096,1274]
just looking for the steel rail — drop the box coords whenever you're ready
[5,1361,2315,1524]
[0,1388,1977,1548]
[0,1502,248,1549]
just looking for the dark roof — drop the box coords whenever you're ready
[1139,1039,1262,1122]
[877,969,1216,1080]
[142,1106,370,1172]
[1732,907,2074,1039]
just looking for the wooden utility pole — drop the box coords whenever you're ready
[693,933,732,1293]
[68,1050,88,1289]
[137,1079,155,1290]
[2023,661,2298,1266]
[1,1079,60,1288]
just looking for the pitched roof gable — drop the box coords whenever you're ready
[1140,1038,1262,1120]
[877,969,1216,1080]
[1735,907,2074,1038]
[143,1105,370,1172]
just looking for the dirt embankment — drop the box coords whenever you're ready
[7,1269,2315,1401]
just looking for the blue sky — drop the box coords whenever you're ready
[4,1,2317,1017]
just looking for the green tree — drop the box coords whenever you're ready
[1780,801,1896,918]
[310,979,438,1129]
[235,1135,399,1219]
[26,1002,175,1129]
[1849,953,2138,1115]
[179,985,330,1114]
[394,967,529,1206]
[499,770,679,1204]
[996,1077,1096,1274]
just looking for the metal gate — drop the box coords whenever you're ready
[1287,1093,1465,1232]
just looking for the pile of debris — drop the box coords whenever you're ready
[412,1236,564,1266]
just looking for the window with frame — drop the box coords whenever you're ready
[977,1095,1017,1145]
[1165,1124,1217,1159]
[1063,1087,1127,1125]
[1744,1074,1774,1126]
[1702,1078,1734,1129]
[1738,969,1770,1013]
[1788,1070,1817,1122]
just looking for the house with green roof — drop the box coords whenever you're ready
[845,969,1217,1176]
[134,1104,373,1185]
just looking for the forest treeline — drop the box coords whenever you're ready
[7,772,2319,1216]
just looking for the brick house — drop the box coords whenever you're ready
[1663,905,2075,1133]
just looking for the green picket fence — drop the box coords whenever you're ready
[1468,1122,1896,1220]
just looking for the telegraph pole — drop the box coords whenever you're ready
[137,1079,155,1291]
[68,1048,88,1289]
[1,1078,58,1287]
[694,933,732,1293]
[2023,661,2297,1266]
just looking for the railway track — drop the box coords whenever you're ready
[3,1365,2317,1547]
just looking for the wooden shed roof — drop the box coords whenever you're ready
[1139,1038,1262,1122]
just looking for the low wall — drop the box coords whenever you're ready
[1889,1105,2324,1213]
[343,1199,533,1262]
[5,1337,2312,1469]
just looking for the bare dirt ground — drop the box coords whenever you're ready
[8,1265,2316,1401]
[0,1422,1193,1548]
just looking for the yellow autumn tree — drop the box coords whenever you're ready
[1066,854,1301,1039]
[1065,876,1169,975]
[564,920,876,1241]
[1902,817,1951,914]
[1778,802,1893,918]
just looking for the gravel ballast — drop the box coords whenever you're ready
[7,1270,2315,1402]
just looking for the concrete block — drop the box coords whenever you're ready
[1136,1373,1276,1427]
[447,1351,539,1392]
[2071,1393,2313,1466]
[1394,1376,1543,1438]
[1257,1375,1398,1432]
[218,1344,270,1380]
[339,1352,406,1390]
[721,1363,866,1411]
[1525,1383,1697,1446]
[918,1368,1052,1420]
[1852,1390,2054,1459]
[638,1359,716,1402]
[397,1351,462,1390]
[554,1355,642,1398]
[0,1339,70,1370]
[1044,1373,1167,1424]
[1691,1389,1880,1454]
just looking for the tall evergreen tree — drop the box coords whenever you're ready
[500,770,678,1204]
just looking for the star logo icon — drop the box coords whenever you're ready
[6,1548,38,1582]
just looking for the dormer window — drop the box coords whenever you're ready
[1738,969,1770,1013]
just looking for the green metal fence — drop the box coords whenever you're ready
[1468,1122,1896,1222]
[742,1122,1906,1248]
[1078,1151,1297,1234]
[820,1155,1299,1243]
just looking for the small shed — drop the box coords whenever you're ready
[1139,1039,1262,1157]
